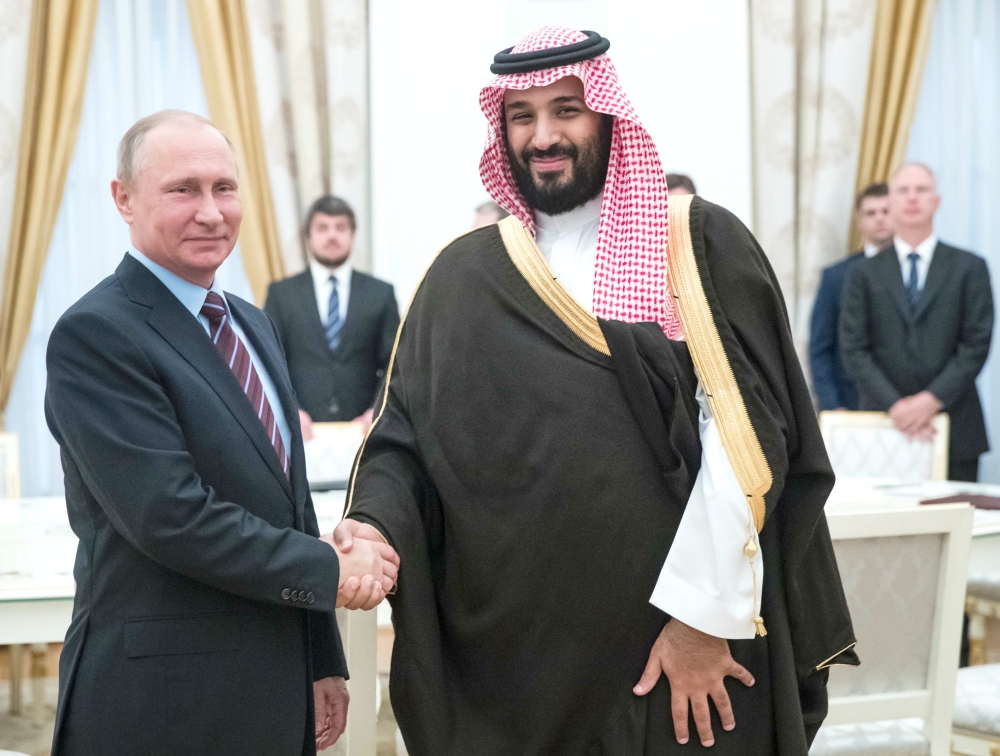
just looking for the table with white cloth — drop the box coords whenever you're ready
[0,497,76,723]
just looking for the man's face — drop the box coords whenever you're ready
[111,120,242,286]
[857,195,893,248]
[309,212,355,268]
[889,165,940,233]
[503,77,612,215]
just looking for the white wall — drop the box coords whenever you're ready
[369,0,753,302]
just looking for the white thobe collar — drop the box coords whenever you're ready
[532,192,604,312]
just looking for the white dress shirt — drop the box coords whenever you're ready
[863,241,881,258]
[533,201,761,639]
[129,249,292,456]
[894,233,938,292]
[310,258,353,326]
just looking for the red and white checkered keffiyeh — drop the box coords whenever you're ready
[479,26,681,339]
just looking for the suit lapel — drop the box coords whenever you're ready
[229,296,307,522]
[878,246,913,322]
[117,257,295,507]
[334,270,366,352]
[912,243,951,321]
[294,270,332,353]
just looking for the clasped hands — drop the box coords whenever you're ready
[321,520,399,610]
[889,390,942,442]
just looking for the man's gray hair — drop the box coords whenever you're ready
[116,109,237,186]
[889,161,937,188]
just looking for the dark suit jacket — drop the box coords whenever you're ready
[44,254,347,756]
[265,269,399,422]
[810,251,865,410]
[840,242,994,464]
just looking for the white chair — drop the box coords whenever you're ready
[819,411,949,483]
[951,663,1000,755]
[306,422,366,490]
[810,503,973,756]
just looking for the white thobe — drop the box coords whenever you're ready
[533,194,763,639]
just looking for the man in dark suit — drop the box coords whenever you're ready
[809,183,893,410]
[44,110,398,755]
[841,162,994,481]
[265,196,399,438]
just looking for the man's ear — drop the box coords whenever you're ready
[110,178,134,225]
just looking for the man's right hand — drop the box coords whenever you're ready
[321,522,399,610]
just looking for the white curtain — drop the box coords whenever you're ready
[0,0,32,289]
[245,0,371,275]
[7,0,254,497]
[748,0,877,360]
[907,0,1000,483]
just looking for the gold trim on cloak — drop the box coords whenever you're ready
[498,216,611,356]
[816,641,859,671]
[665,194,772,534]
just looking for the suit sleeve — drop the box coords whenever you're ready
[926,257,995,407]
[809,269,843,410]
[839,264,902,408]
[370,286,401,408]
[45,309,342,614]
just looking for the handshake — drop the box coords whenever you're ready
[321,520,400,611]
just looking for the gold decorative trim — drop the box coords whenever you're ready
[497,216,611,356]
[666,194,772,533]
[342,226,482,518]
[815,641,858,671]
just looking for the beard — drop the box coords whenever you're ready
[507,114,614,216]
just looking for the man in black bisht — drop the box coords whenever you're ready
[334,26,858,755]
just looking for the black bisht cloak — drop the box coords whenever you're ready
[346,196,858,755]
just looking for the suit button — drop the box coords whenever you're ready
[290,590,299,601]
[307,592,315,604]
[281,588,291,600]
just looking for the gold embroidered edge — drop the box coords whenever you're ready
[815,641,858,671]
[498,216,611,357]
[342,226,482,518]
[666,194,772,532]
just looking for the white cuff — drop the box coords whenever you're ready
[648,382,763,639]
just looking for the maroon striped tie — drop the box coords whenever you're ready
[200,292,289,478]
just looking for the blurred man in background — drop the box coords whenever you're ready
[841,163,994,481]
[471,199,510,228]
[809,183,892,410]
[665,172,696,196]
[265,196,399,438]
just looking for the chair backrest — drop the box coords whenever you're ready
[304,422,365,487]
[819,411,949,482]
[0,432,20,498]
[824,504,973,755]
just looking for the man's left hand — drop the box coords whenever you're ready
[634,619,754,747]
[314,676,349,752]
[888,390,942,438]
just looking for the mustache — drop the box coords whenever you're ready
[520,142,578,167]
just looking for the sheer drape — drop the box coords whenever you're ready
[907,0,1000,483]
[6,0,253,496]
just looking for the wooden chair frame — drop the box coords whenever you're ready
[824,504,973,756]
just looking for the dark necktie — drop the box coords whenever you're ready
[326,276,343,350]
[907,251,921,304]
[200,292,289,478]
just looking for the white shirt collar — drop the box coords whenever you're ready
[128,248,226,318]
[310,257,352,288]
[894,233,937,259]
[533,191,604,234]
[863,242,881,258]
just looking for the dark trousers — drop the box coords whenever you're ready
[949,459,980,482]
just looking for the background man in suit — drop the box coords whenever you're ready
[841,162,994,481]
[44,109,398,755]
[665,172,696,196]
[809,182,893,410]
[265,196,399,439]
